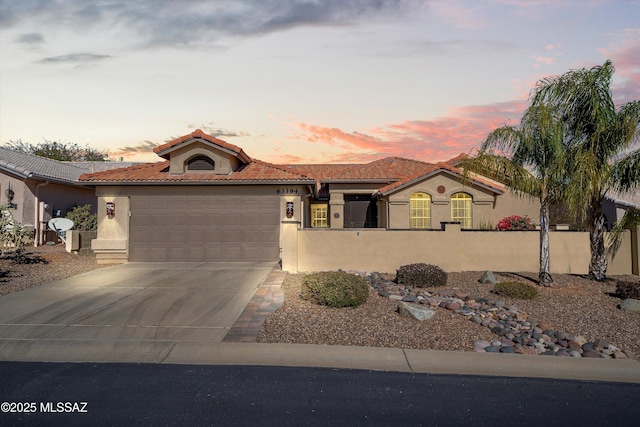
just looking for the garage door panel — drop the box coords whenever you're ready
[130,194,280,262]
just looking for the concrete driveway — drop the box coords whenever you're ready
[0,262,276,345]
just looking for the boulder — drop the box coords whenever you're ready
[620,298,640,313]
[479,270,497,285]
[398,302,436,321]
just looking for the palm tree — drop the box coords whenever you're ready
[463,104,567,285]
[532,60,640,281]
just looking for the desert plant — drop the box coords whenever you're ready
[497,215,536,231]
[65,204,97,231]
[494,281,539,300]
[0,205,33,256]
[396,263,447,288]
[300,271,369,308]
[478,219,495,230]
[615,281,640,300]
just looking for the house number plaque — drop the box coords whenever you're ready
[276,188,298,194]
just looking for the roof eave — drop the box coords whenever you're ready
[80,179,316,186]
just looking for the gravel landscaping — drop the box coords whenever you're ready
[0,244,113,296]
[258,270,640,360]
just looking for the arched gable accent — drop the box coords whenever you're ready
[187,155,215,171]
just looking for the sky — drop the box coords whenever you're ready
[1,0,639,164]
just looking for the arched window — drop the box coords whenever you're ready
[451,192,472,229]
[410,192,431,229]
[187,156,215,171]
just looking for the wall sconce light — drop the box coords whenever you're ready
[5,188,14,203]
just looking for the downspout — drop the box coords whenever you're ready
[34,180,49,246]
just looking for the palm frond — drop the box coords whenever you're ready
[608,207,640,258]
[613,147,640,192]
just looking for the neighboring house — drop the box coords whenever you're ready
[0,147,137,245]
[79,129,540,264]
[604,190,640,231]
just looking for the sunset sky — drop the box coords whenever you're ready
[1,0,639,164]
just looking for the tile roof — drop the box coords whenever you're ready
[283,157,436,182]
[0,147,93,183]
[78,159,315,183]
[377,161,506,196]
[0,147,144,184]
[154,129,251,163]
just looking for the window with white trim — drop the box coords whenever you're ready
[451,192,472,229]
[410,192,431,229]
[311,204,328,228]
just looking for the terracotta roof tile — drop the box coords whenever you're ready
[283,157,436,182]
[377,161,505,195]
[78,159,314,183]
[153,129,250,162]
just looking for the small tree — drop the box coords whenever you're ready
[0,205,33,256]
[65,205,97,231]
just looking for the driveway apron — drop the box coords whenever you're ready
[0,262,276,347]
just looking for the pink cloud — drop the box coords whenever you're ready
[290,100,527,164]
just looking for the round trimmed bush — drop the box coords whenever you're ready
[494,281,539,300]
[300,271,369,308]
[396,263,447,288]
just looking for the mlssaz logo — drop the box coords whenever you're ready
[40,402,88,413]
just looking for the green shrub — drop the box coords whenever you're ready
[1,205,32,256]
[615,281,640,299]
[494,281,539,300]
[396,263,447,288]
[300,271,369,308]
[65,204,97,231]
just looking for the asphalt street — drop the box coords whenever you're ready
[1,362,638,426]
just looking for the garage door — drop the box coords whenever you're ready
[129,194,280,262]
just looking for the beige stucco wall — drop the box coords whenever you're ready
[384,172,539,229]
[292,226,636,275]
[292,225,636,275]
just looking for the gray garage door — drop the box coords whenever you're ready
[129,195,280,262]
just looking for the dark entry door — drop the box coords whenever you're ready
[344,195,377,228]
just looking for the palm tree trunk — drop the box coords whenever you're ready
[588,199,608,281]
[539,203,553,285]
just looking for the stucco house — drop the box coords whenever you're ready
[79,129,541,264]
[0,147,138,245]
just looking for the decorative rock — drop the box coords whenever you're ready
[620,298,640,313]
[398,302,436,321]
[367,271,627,360]
[594,338,611,349]
[612,351,628,359]
[473,340,490,352]
[445,302,460,311]
[479,270,497,285]
[471,314,483,324]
